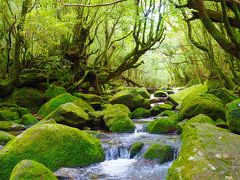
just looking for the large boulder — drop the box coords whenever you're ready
[131,108,151,119]
[0,124,104,179]
[10,160,57,180]
[38,93,94,117]
[144,144,174,164]
[0,79,14,98]
[167,123,240,179]
[150,104,173,116]
[109,89,151,111]
[43,103,89,128]
[226,98,240,133]
[209,88,238,105]
[103,104,135,133]
[0,131,14,145]
[44,84,67,100]
[0,109,19,121]
[178,93,225,121]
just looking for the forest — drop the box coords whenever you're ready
[0,0,240,179]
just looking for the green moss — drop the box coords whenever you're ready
[154,90,168,98]
[0,124,104,179]
[21,113,38,125]
[150,104,173,116]
[147,116,178,134]
[38,93,94,117]
[0,131,15,145]
[131,108,151,119]
[186,114,215,125]
[215,119,228,129]
[136,87,151,99]
[0,109,19,121]
[130,142,144,158]
[159,110,176,117]
[209,88,238,105]
[144,144,174,164]
[10,160,57,180]
[44,84,67,100]
[179,93,225,121]
[73,93,103,103]
[167,123,240,179]
[0,121,26,131]
[226,98,240,133]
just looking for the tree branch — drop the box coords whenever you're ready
[58,0,127,7]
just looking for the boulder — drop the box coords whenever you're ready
[38,93,94,117]
[73,93,103,103]
[147,116,178,134]
[44,84,67,100]
[10,160,57,180]
[150,104,173,116]
[144,144,174,164]
[167,123,240,179]
[136,87,151,99]
[109,89,151,111]
[131,108,151,119]
[130,142,144,158]
[0,131,14,145]
[209,88,238,105]
[0,79,14,98]
[215,119,228,129]
[0,109,19,121]
[178,93,225,121]
[159,110,176,117]
[0,124,104,179]
[226,98,240,133]
[103,104,135,133]
[21,113,38,125]
[154,90,168,98]
[0,121,26,131]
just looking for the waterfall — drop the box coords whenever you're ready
[104,145,130,160]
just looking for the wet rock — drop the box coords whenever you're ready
[130,142,144,158]
[226,98,240,133]
[150,104,173,116]
[131,108,151,119]
[0,131,15,145]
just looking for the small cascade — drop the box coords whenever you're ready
[104,145,130,160]
[134,123,145,133]
[0,145,3,150]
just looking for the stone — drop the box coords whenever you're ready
[130,142,144,158]
[0,131,14,145]
[150,104,173,116]
[21,113,38,125]
[226,98,240,133]
[131,108,151,119]
[44,84,67,100]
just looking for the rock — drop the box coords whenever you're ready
[103,104,135,133]
[130,142,144,158]
[131,108,151,119]
[0,109,19,121]
[10,160,57,180]
[226,98,240,133]
[169,84,208,105]
[209,88,238,104]
[154,90,168,98]
[0,121,26,131]
[147,116,178,134]
[109,89,151,111]
[73,93,103,103]
[167,123,240,179]
[44,84,67,100]
[38,93,94,117]
[215,119,228,129]
[159,110,176,117]
[0,131,14,145]
[0,124,104,179]
[0,79,14,98]
[150,104,173,116]
[178,93,225,121]
[136,87,151,99]
[21,113,38,125]
[144,144,174,164]
[43,103,89,128]
[166,90,174,95]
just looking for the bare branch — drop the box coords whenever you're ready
[58,0,127,7]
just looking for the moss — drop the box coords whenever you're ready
[0,121,26,131]
[147,116,178,134]
[38,93,94,117]
[154,90,168,98]
[44,84,67,100]
[0,131,15,145]
[186,114,215,125]
[10,160,57,180]
[73,93,103,103]
[103,104,135,133]
[159,110,176,117]
[43,103,89,127]
[215,119,228,129]
[209,88,238,105]
[131,108,151,119]
[136,87,151,99]
[178,93,225,121]
[226,98,240,133]
[167,123,240,179]
[109,89,151,111]
[0,79,14,98]
[0,124,104,179]
[169,84,208,105]
[205,79,222,91]
[144,144,174,164]
[150,104,173,116]
[0,109,19,121]
[21,113,38,125]
[130,142,144,158]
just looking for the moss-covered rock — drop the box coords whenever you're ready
[130,142,144,158]
[38,93,94,117]
[0,121,26,131]
[0,131,15,145]
[169,84,208,105]
[150,104,173,116]
[154,90,168,98]
[167,123,240,179]
[43,103,89,128]
[186,114,215,126]
[73,93,103,103]
[0,79,14,98]
[144,144,174,164]
[44,84,67,100]
[136,87,151,99]
[147,116,178,134]
[10,160,57,180]
[215,119,228,129]
[0,124,104,179]
[226,98,240,133]
[179,93,225,121]
[21,113,38,125]
[131,108,151,119]
[209,88,238,105]
[103,104,135,133]
[0,109,19,121]
[109,89,151,111]
[159,110,176,117]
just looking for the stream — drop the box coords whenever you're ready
[55,116,180,180]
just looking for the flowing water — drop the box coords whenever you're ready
[55,117,180,180]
